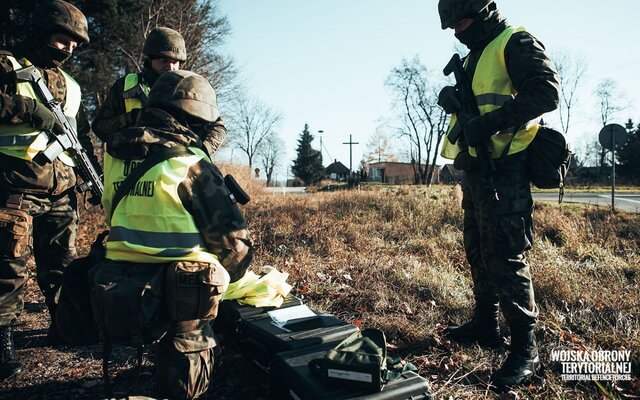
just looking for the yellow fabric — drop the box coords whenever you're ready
[123,73,150,113]
[103,146,217,264]
[223,267,293,307]
[440,26,541,160]
[0,56,81,164]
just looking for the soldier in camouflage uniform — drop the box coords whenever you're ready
[0,0,99,381]
[101,70,252,399]
[437,0,560,388]
[92,27,227,158]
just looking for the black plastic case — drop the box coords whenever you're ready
[242,312,359,373]
[270,343,433,400]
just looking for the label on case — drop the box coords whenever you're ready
[327,368,373,383]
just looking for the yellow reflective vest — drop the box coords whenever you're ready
[123,73,150,113]
[0,56,81,165]
[103,146,219,264]
[441,26,541,160]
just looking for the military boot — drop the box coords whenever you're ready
[444,302,502,348]
[0,324,22,381]
[491,326,541,388]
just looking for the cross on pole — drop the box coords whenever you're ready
[342,134,359,173]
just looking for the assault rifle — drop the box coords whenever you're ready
[14,65,103,205]
[443,53,499,202]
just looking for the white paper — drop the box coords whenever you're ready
[267,304,317,327]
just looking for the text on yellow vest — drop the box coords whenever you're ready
[103,146,218,264]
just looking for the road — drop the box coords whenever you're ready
[265,187,640,212]
[265,186,307,195]
[533,192,640,212]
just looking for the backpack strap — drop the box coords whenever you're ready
[129,282,149,348]
[382,355,418,383]
[103,341,113,398]
[110,147,193,218]
[498,125,520,159]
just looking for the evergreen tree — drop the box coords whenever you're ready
[292,124,324,185]
[617,119,640,184]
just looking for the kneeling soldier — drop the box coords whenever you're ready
[99,70,252,399]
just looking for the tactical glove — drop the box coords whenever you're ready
[28,99,65,134]
[29,99,57,130]
[464,116,494,147]
[438,86,462,114]
[453,150,477,171]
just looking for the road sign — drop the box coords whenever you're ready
[598,124,628,150]
[598,123,628,212]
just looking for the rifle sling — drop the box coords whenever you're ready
[110,147,193,219]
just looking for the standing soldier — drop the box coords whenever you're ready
[92,27,227,157]
[99,70,252,399]
[437,0,560,388]
[0,0,99,380]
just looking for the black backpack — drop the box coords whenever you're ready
[527,126,572,201]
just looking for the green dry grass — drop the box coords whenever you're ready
[245,185,640,399]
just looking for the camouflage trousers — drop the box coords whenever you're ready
[0,190,78,326]
[462,152,539,329]
[156,319,216,400]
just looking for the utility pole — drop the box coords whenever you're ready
[342,134,359,173]
[318,129,334,162]
[318,130,324,162]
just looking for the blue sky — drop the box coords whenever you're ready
[217,1,640,180]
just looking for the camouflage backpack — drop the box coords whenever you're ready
[89,261,170,347]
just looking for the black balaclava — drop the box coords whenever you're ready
[142,59,161,87]
[45,43,72,66]
[455,3,507,51]
[26,29,72,67]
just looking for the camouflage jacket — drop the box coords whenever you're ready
[0,45,99,195]
[93,62,227,158]
[462,11,560,134]
[106,107,252,281]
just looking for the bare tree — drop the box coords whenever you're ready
[595,78,626,127]
[552,49,588,135]
[258,133,285,187]
[595,78,627,176]
[385,56,448,185]
[227,95,283,168]
[365,127,398,164]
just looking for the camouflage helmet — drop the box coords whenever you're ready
[142,27,187,61]
[438,0,492,29]
[147,70,219,123]
[32,0,90,44]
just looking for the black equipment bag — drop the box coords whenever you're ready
[270,342,434,400]
[527,126,572,192]
[56,230,109,346]
[241,311,359,373]
[308,329,392,392]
